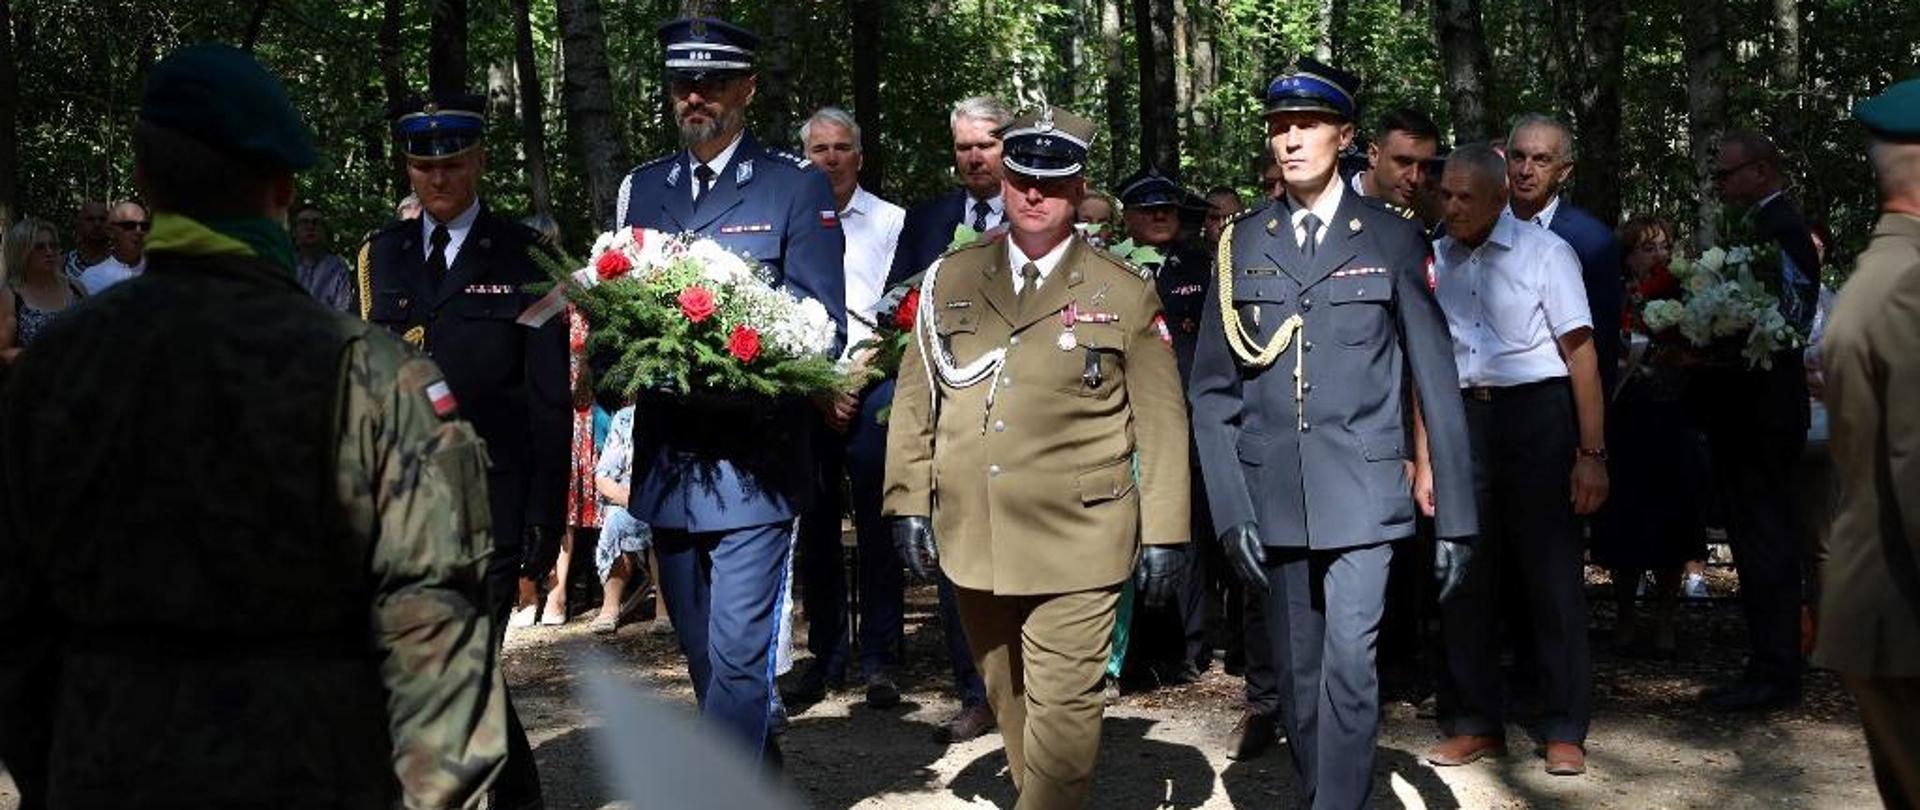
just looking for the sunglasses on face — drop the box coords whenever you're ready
[112,220,150,231]
[1711,159,1758,182]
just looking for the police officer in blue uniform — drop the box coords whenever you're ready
[614,16,846,762]
[1115,167,1215,685]
[1189,59,1477,809]
[356,93,569,809]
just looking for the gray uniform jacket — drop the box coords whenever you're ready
[1189,192,1477,549]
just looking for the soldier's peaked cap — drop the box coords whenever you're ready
[1855,76,1920,142]
[996,106,1097,179]
[1118,167,1182,208]
[140,44,316,171]
[391,93,487,160]
[659,17,760,80]
[1264,57,1361,121]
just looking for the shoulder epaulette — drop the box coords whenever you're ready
[631,153,676,174]
[1224,199,1273,233]
[1084,240,1156,284]
[762,148,812,170]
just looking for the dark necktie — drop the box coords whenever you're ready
[427,224,451,286]
[1018,261,1041,313]
[694,164,716,205]
[1300,212,1322,259]
[972,200,992,232]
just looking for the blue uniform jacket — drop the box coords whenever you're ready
[615,131,847,532]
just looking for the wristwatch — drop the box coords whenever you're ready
[1577,446,1609,462]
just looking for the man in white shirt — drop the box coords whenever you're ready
[79,200,150,295]
[1427,144,1608,776]
[787,106,910,710]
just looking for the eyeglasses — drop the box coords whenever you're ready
[32,240,55,250]
[1710,159,1759,182]
[111,220,150,231]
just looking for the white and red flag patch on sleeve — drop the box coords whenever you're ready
[426,380,459,418]
[819,209,840,229]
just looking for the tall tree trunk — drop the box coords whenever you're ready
[380,0,408,195]
[1683,0,1727,247]
[1431,0,1497,145]
[556,0,630,227]
[428,0,468,97]
[241,0,269,53]
[1315,0,1334,61]
[1172,0,1190,140]
[1770,0,1805,206]
[1102,0,1128,186]
[1132,0,1178,176]
[1050,0,1079,108]
[757,4,801,148]
[512,0,554,222]
[0,0,15,227]
[851,0,884,190]
[1187,0,1216,133]
[1550,0,1625,226]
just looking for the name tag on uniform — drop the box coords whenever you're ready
[1330,267,1388,278]
[1243,266,1279,277]
[464,283,518,294]
[945,300,972,309]
[1169,283,1204,296]
[718,223,775,235]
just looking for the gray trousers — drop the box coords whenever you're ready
[1263,541,1393,810]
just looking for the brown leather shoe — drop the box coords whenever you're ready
[1544,741,1587,775]
[1426,734,1507,766]
[937,703,996,744]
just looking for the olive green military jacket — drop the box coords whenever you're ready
[884,233,1190,596]
[0,253,504,809]
[1815,212,1920,678]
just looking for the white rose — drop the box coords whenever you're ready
[1698,247,1727,274]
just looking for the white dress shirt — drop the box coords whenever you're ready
[1008,234,1073,295]
[1507,194,1563,228]
[1285,178,1344,249]
[840,186,906,352]
[688,131,746,204]
[1432,212,1592,387]
[420,198,482,267]
[964,193,1005,231]
[79,254,145,295]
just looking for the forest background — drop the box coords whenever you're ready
[1,0,1915,276]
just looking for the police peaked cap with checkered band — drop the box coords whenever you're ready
[996,106,1097,179]
[659,17,760,80]
[1264,56,1361,121]
[391,93,487,159]
[1117,167,1183,208]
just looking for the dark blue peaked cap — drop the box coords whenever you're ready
[1264,57,1361,121]
[659,17,760,79]
[1117,168,1182,207]
[391,93,486,159]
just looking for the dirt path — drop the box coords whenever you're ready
[505,582,1876,810]
[0,583,1875,809]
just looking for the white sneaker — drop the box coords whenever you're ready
[1684,573,1709,600]
[508,605,539,628]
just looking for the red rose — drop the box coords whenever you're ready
[595,250,632,281]
[677,285,717,322]
[893,288,920,331]
[631,227,647,248]
[727,325,762,363]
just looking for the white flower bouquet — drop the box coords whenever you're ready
[1639,243,1803,370]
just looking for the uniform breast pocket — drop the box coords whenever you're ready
[715,232,783,266]
[934,313,981,358]
[369,288,412,325]
[460,296,523,322]
[1326,275,1393,347]
[1053,324,1124,397]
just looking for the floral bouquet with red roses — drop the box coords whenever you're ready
[552,227,846,401]
[848,284,920,388]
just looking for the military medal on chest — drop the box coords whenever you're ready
[1058,301,1120,351]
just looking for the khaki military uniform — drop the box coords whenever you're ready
[0,248,504,808]
[884,232,1189,808]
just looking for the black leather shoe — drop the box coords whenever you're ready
[779,664,839,705]
[1702,679,1801,711]
[1227,709,1276,760]
[864,673,901,709]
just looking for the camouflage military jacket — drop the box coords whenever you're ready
[0,250,504,808]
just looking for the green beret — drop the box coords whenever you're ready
[140,44,317,171]
[1854,76,1920,141]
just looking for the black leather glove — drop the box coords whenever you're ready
[1219,522,1268,591]
[1434,538,1474,604]
[892,516,938,581]
[1134,545,1189,608]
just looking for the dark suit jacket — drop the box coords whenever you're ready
[889,189,970,287]
[1190,194,1477,549]
[1691,194,1821,437]
[1753,193,1823,332]
[359,204,572,543]
[1546,203,1624,394]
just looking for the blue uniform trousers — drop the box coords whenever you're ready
[654,521,793,756]
[799,380,907,679]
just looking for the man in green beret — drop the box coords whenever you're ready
[1814,75,1920,810]
[0,44,507,807]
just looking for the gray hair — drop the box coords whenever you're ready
[1445,143,1510,190]
[798,107,862,152]
[950,96,1013,130]
[1506,113,1577,163]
